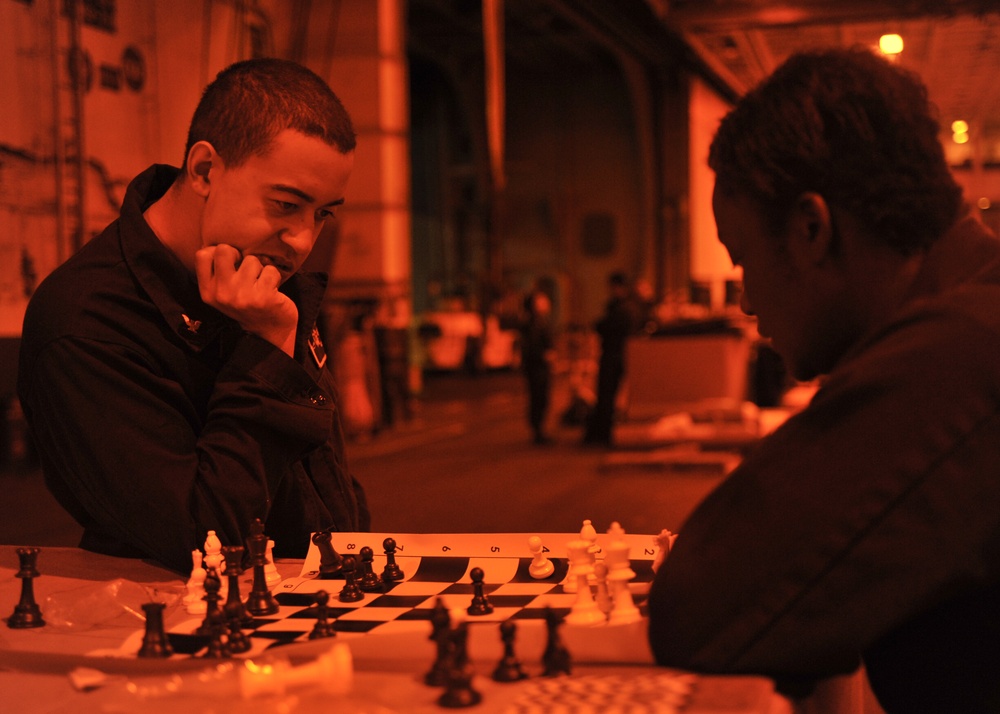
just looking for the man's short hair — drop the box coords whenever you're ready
[182,58,356,168]
[709,47,963,255]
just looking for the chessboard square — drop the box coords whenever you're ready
[439,582,475,595]
[488,582,562,596]
[284,605,356,620]
[166,632,208,655]
[336,606,412,622]
[364,594,436,609]
[482,594,538,609]
[630,560,655,582]
[379,580,453,597]
[333,620,387,634]
[464,556,519,583]
[510,605,572,620]
[254,618,314,635]
[406,556,470,582]
[274,592,317,607]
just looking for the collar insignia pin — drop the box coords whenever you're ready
[182,314,202,334]
[308,326,328,369]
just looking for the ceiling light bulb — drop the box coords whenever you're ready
[879,34,904,55]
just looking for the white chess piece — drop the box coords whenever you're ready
[652,529,678,574]
[594,561,612,615]
[203,530,223,572]
[265,539,281,588]
[183,549,208,615]
[564,538,605,625]
[528,535,555,579]
[604,540,642,624]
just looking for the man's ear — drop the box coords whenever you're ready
[787,192,835,267]
[185,141,219,198]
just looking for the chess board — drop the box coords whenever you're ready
[151,531,660,665]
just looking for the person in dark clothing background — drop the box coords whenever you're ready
[582,271,639,445]
[17,59,370,572]
[647,47,1000,713]
[519,288,556,445]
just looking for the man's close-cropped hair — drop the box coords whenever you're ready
[708,47,963,256]
[182,58,357,168]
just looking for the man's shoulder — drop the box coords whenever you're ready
[22,220,146,352]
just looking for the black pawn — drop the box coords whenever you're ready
[381,537,404,584]
[358,546,383,593]
[338,554,364,603]
[222,545,253,627]
[309,590,338,639]
[195,569,225,636]
[203,619,230,659]
[7,547,45,629]
[137,602,173,658]
[491,620,527,682]
[199,573,230,659]
[225,614,252,654]
[438,621,481,708]
[312,531,343,580]
[466,567,493,616]
[541,607,571,677]
[424,598,452,686]
[245,518,279,616]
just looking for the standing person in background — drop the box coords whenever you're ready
[647,47,1000,713]
[519,287,557,445]
[582,271,639,446]
[374,296,413,429]
[18,58,369,572]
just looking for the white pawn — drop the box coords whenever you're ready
[594,561,612,615]
[265,539,281,588]
[528,535,555,579]
[564,539,605,626]
[184,549,208,615]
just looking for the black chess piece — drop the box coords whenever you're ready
[312,531,343,580]
[221,545,253,627]
[381,537,404,584]
[338,554,364,603]
[358,546,383,593]
[225,614,252,654]
[491,620,527,682]
[438,621,481,708]
[541,606,571,677]
[466,567,493,616]
[245,518,279,616]
[203,618,230,659]
[424,597,452,686]
[7,547,45,629]
[137,602,173,658]
[309,589,338,639]
[195,569,226,636]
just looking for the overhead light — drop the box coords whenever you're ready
[951,119,971,144]
[978,197,992,210]
[879,34,904,55]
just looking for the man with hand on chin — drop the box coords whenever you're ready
[18,58,369,572]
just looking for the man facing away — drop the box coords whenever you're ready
[647,48,1000,713]
[18,59,369,572]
